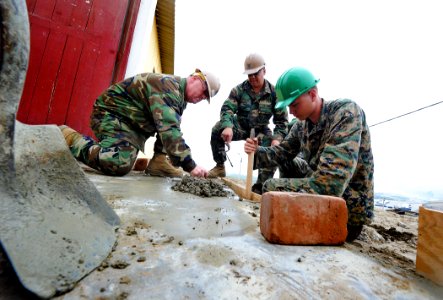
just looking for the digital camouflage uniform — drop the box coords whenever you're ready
[69,73,197,176]
[211,79,288,184]
[256,99,374,226]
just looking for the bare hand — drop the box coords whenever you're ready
[190,165,208,178]
[221,127,233,144]
[271,139,280,146]
[244,137,258,154]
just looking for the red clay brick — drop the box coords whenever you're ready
[260,192,348,245]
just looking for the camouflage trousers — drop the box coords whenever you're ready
[69,133,139,176]
[261,156,312,192]
[210,119,276,185]
[69,113,165,176]
[263,157,370,226]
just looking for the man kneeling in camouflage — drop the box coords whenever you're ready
[244,67,374,241]
[60,69,220,178]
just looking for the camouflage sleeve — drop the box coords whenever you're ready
[255,124,301,167]
[220,86,240,129]
[305,102,365,196]
[287,118,298,132]
[272,105,289,141]
[148,80,196,172]
[259,101,366,197]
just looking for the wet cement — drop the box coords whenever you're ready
[171,175,234,198]
[49,169,443,300]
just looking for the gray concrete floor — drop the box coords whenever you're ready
[50,167,443,300]
[1,160,442,299]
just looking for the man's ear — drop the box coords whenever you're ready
[309,88,318,99]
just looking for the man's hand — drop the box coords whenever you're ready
[190,165,208,178]
[271,139,280,146]
[221,127,233,144]
[244,137,258,154]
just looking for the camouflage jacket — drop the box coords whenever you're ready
[92,73,197,172]
[256,99,374,223]
[220,79,288,141]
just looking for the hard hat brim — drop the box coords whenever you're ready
[275,78,320,109]
[243,65,265,75]
[275,95,298,109]
[203,75,212,103]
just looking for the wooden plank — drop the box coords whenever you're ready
[33,0,56,20]
[113,0,141,82]
[17,23,49,122]
[46,36,83,125]
[63,0,129,136]
[20,0,130,136]
[52,0,76,26]
[88,0,129,93]
[26,0,37,12]
[26,31,66,124]
[70,0,92,30]
[43,0,77,125]
[221,177,261,202]
[65,41,99,136]
[416,203,443,286]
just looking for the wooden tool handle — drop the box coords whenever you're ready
[245,153,254,199]
[245,128,255,199]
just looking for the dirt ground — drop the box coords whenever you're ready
[347,208,418,274]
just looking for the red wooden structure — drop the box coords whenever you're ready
[17,0,140,137]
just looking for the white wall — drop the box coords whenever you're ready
[125,0,158,78]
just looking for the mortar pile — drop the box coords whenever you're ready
[171,175,234,198]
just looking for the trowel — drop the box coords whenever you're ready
[0,1,119,298]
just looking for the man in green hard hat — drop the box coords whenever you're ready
[244,67,374,241]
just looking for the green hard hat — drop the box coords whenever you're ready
[275,67,320,109]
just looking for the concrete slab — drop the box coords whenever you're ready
[55,169,443,300]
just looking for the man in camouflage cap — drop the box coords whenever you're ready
[60,69,220,178]
[208,53,288,193]
[244,67,374,241]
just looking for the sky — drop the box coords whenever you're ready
[172,0,443,199]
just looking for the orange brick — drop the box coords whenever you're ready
[260,192,348,245]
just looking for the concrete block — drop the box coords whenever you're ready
[260,192,348,245]
[416,202,443,286]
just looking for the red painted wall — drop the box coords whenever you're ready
[17,0,132,137]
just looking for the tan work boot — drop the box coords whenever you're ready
[145,153,183,177]
[59,125,82,147]
[208,163,226,178]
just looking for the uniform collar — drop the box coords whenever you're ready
[244,79,272,95]
[306,98,327,134]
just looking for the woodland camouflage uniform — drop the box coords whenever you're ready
[256,99,374,226]
[69,73,197,175]
[210,79,288,184]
